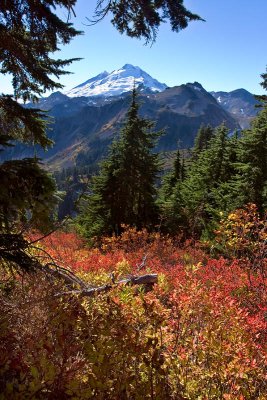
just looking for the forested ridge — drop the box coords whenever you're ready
[0,1,266,399]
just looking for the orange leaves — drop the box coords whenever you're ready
[2,217,267,398]
[214,204,267,267]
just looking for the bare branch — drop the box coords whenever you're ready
[57,273,158,297]
[137,254,148,272]
[41,262,88,289]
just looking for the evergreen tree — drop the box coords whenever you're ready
[161,149,185,198]
[0,1,81,271]
[78,90,162,239]
[91,0,202,44]
[207,132,241,214]
[173,149,186,182]
[234,107,267,213]
[258,67,267,104]
[192,124,215,158]
[180,124,237,236]
[158,149,187,234]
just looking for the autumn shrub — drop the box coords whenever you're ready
[211,204,267,342]
[1,218,266,399]
[213,204,267,275]
[167,260,267,399]
[0,273,87,399]
[0,270,175,399]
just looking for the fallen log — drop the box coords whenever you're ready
[57,273,158,297]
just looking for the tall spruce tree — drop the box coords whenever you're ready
[158,149,187,234]
[78,90,162,239]
[180,124,237,237]
[234,107,267,213]
[160,150,185,197]
[0,1,81,272]
[192,124,215,159]
[158,150,186,234]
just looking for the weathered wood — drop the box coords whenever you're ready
[57,274,158,297]
[42,262,89,288]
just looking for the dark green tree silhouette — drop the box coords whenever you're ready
[78,90,162,239]
[90,0,202,44]
[0,0,81,271]
[192,124,215,159]
[158,149,187,234]
[181,124,237,237]
[234,107,267,213]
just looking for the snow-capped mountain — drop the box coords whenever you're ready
[66,64,167,98]
[210,89,260,129]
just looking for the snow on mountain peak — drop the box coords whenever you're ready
[73,71,109,89]
[66,64,167,98]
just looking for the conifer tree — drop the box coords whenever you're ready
[192,124,215,158]
[78,90,162,239]
[173,149,186,182]
[0,1,81,271]
[181,124,236,236]
[158,149,187,234]
[234,107,267,213]
[91,0,202,44]
[161,149,185,197]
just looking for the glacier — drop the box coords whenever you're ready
[66,64,167,98]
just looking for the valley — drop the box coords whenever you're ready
[1,64,260,172]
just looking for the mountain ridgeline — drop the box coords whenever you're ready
[1,64,260,171]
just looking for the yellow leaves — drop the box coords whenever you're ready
[44,363,56,383]
[156,272,170,292]
[116,258,131,275]
[4,383,14,395]
[228,212,238,221]
[185,261,202,274]
[213,204,267,271]
[1,225,266,399]
[30,365,39,379]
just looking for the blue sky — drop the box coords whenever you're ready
[2,0,267,95]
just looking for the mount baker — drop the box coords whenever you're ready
[65,64,167,98]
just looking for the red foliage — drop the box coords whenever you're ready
[35,228,266,348]
[15,224,266,398]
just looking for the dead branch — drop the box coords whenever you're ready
[57,273,158,297]
[42,262,89,289]
[137,254,148,272]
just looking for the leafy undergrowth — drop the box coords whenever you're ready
[0,208,266,399]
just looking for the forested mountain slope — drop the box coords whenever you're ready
[1,82,241,171]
